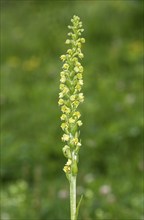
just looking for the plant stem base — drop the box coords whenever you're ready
[70,175,77,220]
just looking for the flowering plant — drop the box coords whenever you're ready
[58,15,85,220]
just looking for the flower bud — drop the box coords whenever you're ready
[65,39,71,44]
[81,38,85,43]
[79,53,84,59]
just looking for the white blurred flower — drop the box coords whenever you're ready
[99,184,111,195]
[57,189,69,199]
[84,173,95,183]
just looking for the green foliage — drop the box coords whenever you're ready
[1,1,143,220]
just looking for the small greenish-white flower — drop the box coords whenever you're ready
[63,158,72,174]
[61,114,67,121]
[73,111,81,119]
[77,142,82,147]
[63,63,69,69]
[72,57,78,62]
[62,145,71,158]
[63,86,69,95]
[66,159,72,166]
[59,84,65,90]
[70,95,76,101]
[81,38,85,43]
[73,100,79,108]
[60,55,66,62]
[74,66,79,73]
[78,53,84,59]
[61,123,68,131]
[78,93,84,102]
[77,120,83,126]
[62,134,70,142]
[71,137,79,145]
[63,165,71,173]
[77,73,82,79]
[58,99,64,106]
[79,79,83,86]
[61,105,71,114]
[60,76,66,83]
[59,92,64,98]
[69,117,75,124]
[60,71,66,77]
[76,61,81,67]
[79,66,83,72]
[65,39,71,44]
[75,83,81,91]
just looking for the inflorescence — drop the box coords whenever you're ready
[58,15,85,178]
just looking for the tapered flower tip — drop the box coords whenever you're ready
[73,15,80,21]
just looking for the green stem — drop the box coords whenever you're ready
[70,174,77,220]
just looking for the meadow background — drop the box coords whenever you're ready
[1,0,143,219]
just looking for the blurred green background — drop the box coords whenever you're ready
[1,1,143,219]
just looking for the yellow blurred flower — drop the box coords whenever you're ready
[23,56,40,71]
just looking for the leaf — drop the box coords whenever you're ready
[74,194,83,220]
[66,173,71,182]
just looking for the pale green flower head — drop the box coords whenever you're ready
[58,15,85,175]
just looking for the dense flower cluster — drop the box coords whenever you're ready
[58,15,85,176]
